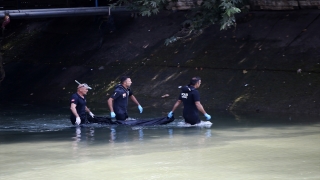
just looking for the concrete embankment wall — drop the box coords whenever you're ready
[124,10,320,114]
[249,0,320,10]
[168,0,320,10]
[1,10,320,115]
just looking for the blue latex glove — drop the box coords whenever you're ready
[204,113,211,120]
[167,111,173,118]
[110,112,116,118]
[138,105,143,113]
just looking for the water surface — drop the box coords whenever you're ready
[1,104,320,180]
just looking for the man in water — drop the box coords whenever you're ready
[107,76,143,120]
[167,77,211,125]
[70,83,94,125]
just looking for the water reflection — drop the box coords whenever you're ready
[205,129,211,138]
[75,127,81,141]
[168,128,173,138]
[105,126,175,143]
[110,126,116,142]
[69,120,293,147]
[72,126,81,154]
[89,125,212,144]
[1,106,320,180]
[89,127,95,141]
[139,129,143,141]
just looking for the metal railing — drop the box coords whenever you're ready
[0,0,111,10]
[0,6,131,19]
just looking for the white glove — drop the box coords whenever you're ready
[89,112,94,118]
[75,117,81,125]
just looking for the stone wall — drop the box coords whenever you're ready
[167,0,202,10]
[250,0,320,10]
[167,0,320,10]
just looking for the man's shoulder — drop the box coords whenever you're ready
[70,93,79,104]
[71,93,78,98]
[191,89,200,95]
[115,85,126,92]
[114,88,124,93]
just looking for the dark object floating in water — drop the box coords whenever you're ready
[88,116,174,126]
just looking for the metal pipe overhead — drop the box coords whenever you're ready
[3,7,115,13]
[0,6,131,19]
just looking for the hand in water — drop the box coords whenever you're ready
[89,112,94,118]
[110,112,116,118]
[204,113,211,120]
[138,105,143,113]
[167,111,173,118]
[75,117,81,125]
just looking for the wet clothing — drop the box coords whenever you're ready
[70,93,87,125]
[110,84,133,120]
[115,112,128,120]
[178,85,201,125]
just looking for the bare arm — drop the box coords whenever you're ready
[85,106,91,113]
[171,100,182,112]
[130,95,141,106]
[195,101,207,115]
[107,98,114,112]
[70,103,79,117]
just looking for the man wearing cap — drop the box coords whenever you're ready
[70,83,94,125]
[167,76,211,125]
[107,76,143,120]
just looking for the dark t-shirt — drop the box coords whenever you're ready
[178,85,201,124]
[110,85,133,114]
[70,93,86,119]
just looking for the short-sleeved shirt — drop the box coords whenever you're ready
[110,85,133,114]
[70,93,86,119]
[178,85,200,118]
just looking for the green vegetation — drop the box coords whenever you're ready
[111,0,245,45]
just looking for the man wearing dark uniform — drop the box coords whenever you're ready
[70,83,94,125]
[108,76,143,120]
[167,77,211,125]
